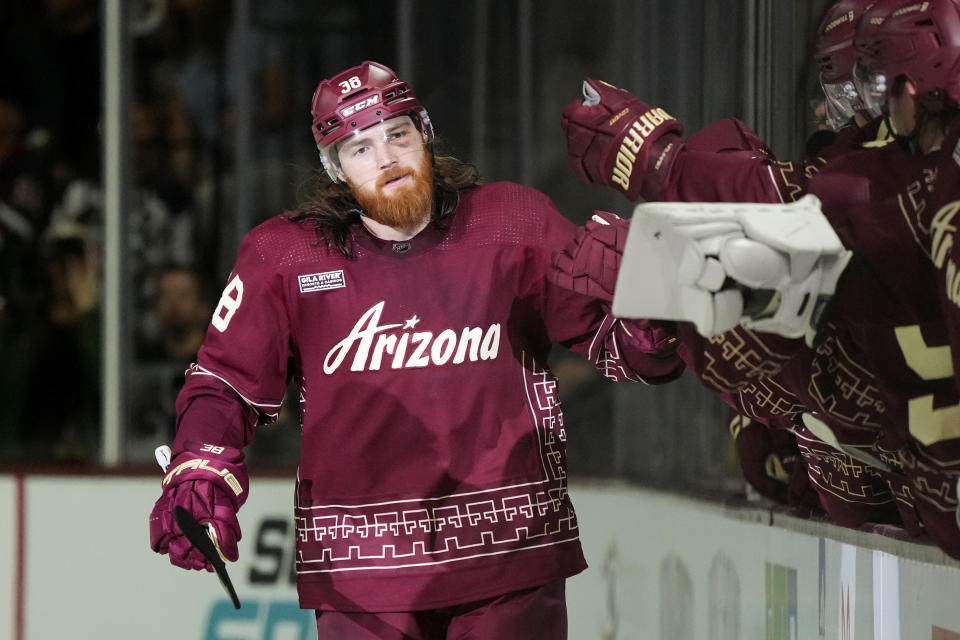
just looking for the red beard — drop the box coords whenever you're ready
[349,154,434,232]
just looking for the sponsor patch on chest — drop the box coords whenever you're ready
[299,270,346,293]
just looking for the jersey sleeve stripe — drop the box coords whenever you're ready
[188,364,283,418]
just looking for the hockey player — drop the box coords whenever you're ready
[557,0,960,558]
[852,0,960,544]
[557,0,906,528]
[147,60,683,639]
[556,0,960,546]
[767,0,960,556]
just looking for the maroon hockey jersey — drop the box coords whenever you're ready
[651,119,899,525]
[682,136,959,551]
[799,140,960,553]
[635,115,959,554]
[907,124,960,408]
[648,117,931,533]
[171,181,683,611]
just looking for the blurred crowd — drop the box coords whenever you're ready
[0,0,300,463]
[0,0,643,471]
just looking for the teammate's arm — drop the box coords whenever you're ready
[561,78,809,205]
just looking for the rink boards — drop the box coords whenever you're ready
[0,473,958,639]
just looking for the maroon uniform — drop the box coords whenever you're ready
[693,136,958,550]
[874,125,960,553]
[911,126,960,403]
[651,118,900,525]
[937,135,960,394]
[801,139,960,553]
[171,181,682,611]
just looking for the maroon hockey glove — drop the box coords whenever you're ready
[730,412,799,506]
[551,210,627,303]
[617,317,678,356]
[615,318,684,383]
[562,78,683,201]
[149,442,249,571]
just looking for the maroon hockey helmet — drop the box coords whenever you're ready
[310,61,434,181]
[815,0,876,84]
[852,0,908,116]
[857,0,960,112]
[814,0,878,128]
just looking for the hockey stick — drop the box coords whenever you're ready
[173,506,242,609]
[155,445,241,609]
[154,448,406,631]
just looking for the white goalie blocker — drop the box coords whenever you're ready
[611,194,852,347]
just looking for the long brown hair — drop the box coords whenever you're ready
[288,153,481,258]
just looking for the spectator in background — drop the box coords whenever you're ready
[132,94,196,236]
[0,0,102,187]
[129,263,213,463]
[161,0,291,152]
[45,94,199,369]
[0,0,101,462]
[0,93,53,328]
[127,95,198,328]
[0,221,101,462]
[155,0,293,255]
[137,263,212,362]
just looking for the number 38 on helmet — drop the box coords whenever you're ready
[310,60,435,182]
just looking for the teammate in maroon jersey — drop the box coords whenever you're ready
[147,60,683,639]
[558,0,905,529]
[556,0,960,559]
[853,0,960,545]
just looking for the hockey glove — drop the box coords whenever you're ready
[551,210,627,303]
[561,78,683,201]
[730,412,797,506]
[610,194,852,347]
[149,442,249,571]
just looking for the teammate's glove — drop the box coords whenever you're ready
[561,78,683,201]
[551,210,627,303]
[729,412,797,505]
[149,442,249,571]
[610,194,852,347]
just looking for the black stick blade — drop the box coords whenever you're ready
[173,506,242,609]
